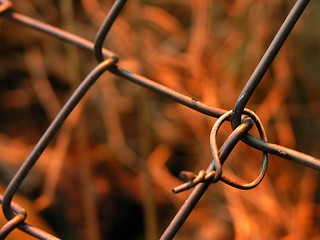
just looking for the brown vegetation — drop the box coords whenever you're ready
[0,0,319,239]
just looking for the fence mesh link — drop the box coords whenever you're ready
[0,0,319,239]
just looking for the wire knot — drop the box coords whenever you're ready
[172,109,269,194]
[172,170,219,194]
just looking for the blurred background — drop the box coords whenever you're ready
[0,0,320,239]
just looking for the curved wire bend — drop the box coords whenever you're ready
[172,109,268,193]
[163,114,255,239]
[173,109,268,194]
[215,110,268,190]
[94,0,127,62]
[1,58,116,240]
[0,194,59,240]
[2,3,319,170]
[0,195,26,239]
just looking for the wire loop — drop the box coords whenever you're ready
[212,109,268,190]
[173,109,268,193]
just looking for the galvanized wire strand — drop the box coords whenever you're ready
[111,67,320,171]
[7,12,118,59]
[243,135,320,170]
[15,222,59,240]
[110,67,228,118]
[231,0,310,129]
[0,0,320,239]
[1,2,318,169]
[4,8,319,171]
[0,195,59,240]
[94,0,127,62]
[172,109,268,194]
[0,214,59,240]
[1,58,116,239]
[0,195,26,239]
[161,118,254,240]
[0,214,25,239]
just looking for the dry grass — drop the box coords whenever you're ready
[0,0,319,239]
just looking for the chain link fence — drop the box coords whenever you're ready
[0,0,319,239]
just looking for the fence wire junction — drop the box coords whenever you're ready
[0,0,319,239]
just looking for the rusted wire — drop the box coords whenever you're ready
[210,110,268,190]
[0,214,25,239]
[231,0,310,129]
[0,195,26,239]
[1,2,319,171]
[0,195,59,240]
[172,109,268,194]
[7,12,117,59]
[161,117,255,240]
[1,59,116,239]
[94,0,126,62]
[0,0,319,239]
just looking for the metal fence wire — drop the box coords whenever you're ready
[0,0,319,239]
